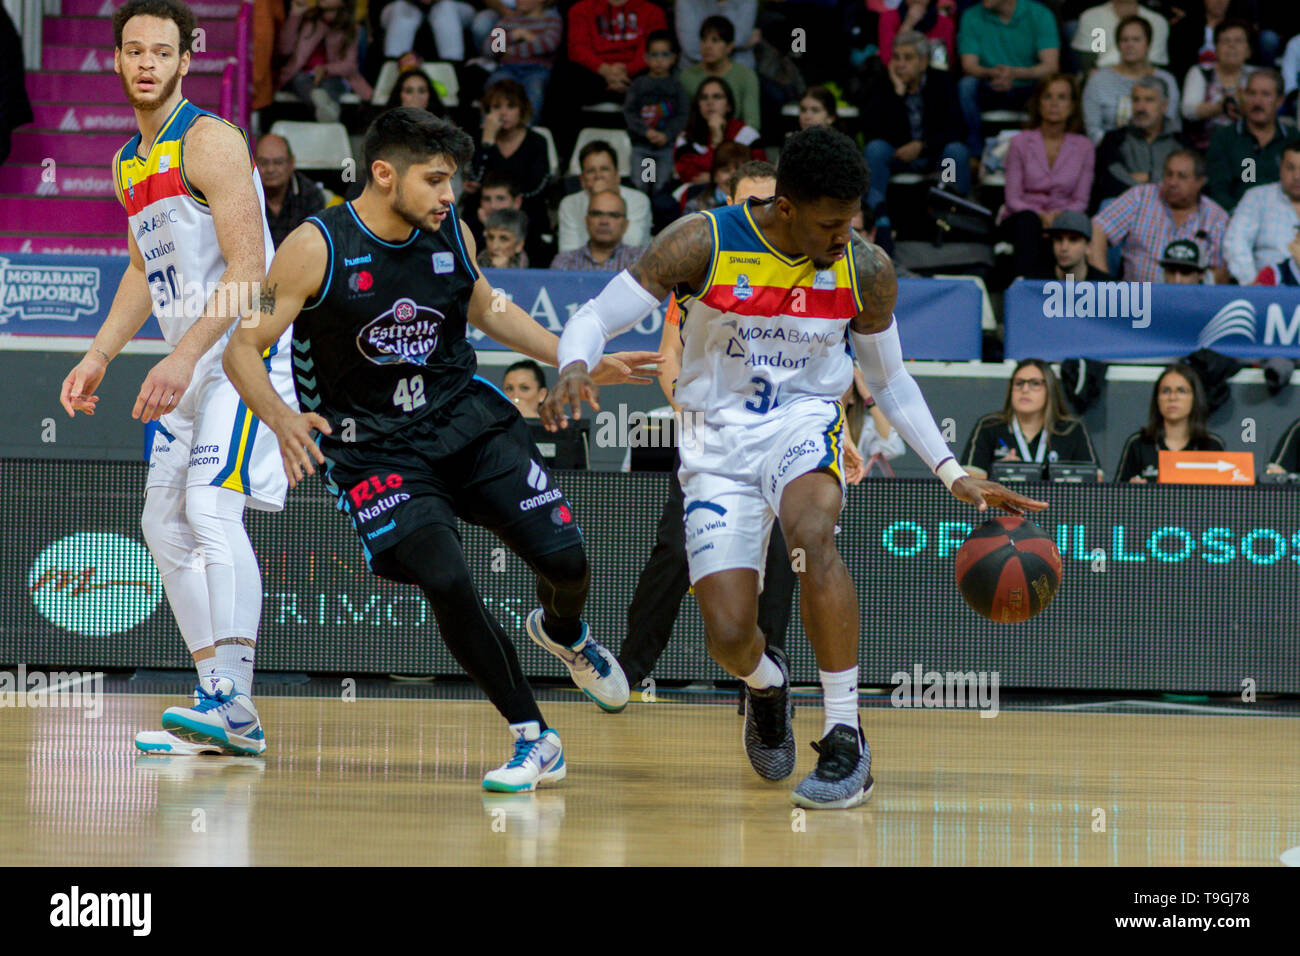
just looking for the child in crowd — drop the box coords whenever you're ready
[624,30,690,195]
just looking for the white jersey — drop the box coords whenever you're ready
[673,200,864,427]
[113,98,280,369]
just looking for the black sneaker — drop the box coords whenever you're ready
[742,647,795,780]
[790,723,874,810]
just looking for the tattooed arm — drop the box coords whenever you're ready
[847,231,898,335]
[541,215,713,429]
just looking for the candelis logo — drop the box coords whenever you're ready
[27,534,163,636]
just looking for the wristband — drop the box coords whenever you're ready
[936,458,967,491]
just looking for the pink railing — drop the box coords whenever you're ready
[218,1,254,128]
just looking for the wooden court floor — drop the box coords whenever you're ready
[2,692,1297,866]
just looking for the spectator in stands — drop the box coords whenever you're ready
[1252,229,1300,285]
[1181,18,1254,151]
[956,0,1061,157]
[478,207,530,268]
[728,158,776,203]
[864,30,970,228]
[1115,363,1224,482]
[381,0,476,61]
[1082,16,1181,144]
[1169,0,1244,80]
[1224,140,1300,283]
[673,77,765,186]
[385,67,446,115]
[1072,0,1170,75]
[878,0,958,69]
[558,140,652,252]
[1091,75,1183,208]
[961,359,1101,479]
[252,0,285,113]
[676,0,759,70]
[0,2,32,166]
[1090,148,1230,282]
[679,16,762,132]
[1206,70,1294,213]
[255,133,327,248]
[480,0,563,119]
[1266,417,1300,474]
[681,140,751,213]
[1282,31,1300,103]
[502,359,548,419]
[1000,74,1094,278]
[566,0,667,104]
[462,80,551,250]
[550,189,645,270]
[1159,237,1209,282]
[624,30,690,196]
[1028,210,1115,280]
[279,0,373,123]
[842,367,906,484]
[797,86,840,131]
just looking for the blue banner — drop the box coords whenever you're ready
[0,254,982,360]
[1005,278,1300,360]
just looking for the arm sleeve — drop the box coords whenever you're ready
[1284,38,1300,96]
[1224,192,1261,285]
[664,83,691,140]
[1082,74,1105,143]
[962,417,996,474]
[1068,138,1094,213]
[1003,135,1031,212]
[675,0,704,66]
[557,193,584,253]
[556,269,663,371]
[851,320,957,474]
[739,67,762,132]
[1181,66,1206,121]
[1115,433,1140,482]
[566,8,604,74]
[623,82,649,137]
[1060,419,1099,466]
[1205,130,1235,210]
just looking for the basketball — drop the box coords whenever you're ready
[954,517,1062,623]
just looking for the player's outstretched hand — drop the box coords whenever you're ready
[590,351,662,386]
[133,352,195,422]
[541,362,598,432]
[843,433,865,485]
[278,412,332,488]
[949,476,1048,515]
[60,355,106,417]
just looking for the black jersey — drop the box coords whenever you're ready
[293,201,497,450]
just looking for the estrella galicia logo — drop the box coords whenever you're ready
[356,297,444,366]
[0,257,102,324]
[734,273,753,300]
[27,533,163,637]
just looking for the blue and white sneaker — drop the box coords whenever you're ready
[526,609,629,713]
[161,677,267,756]
[135,686,225,755]
[790,723,874,810]
[482,721,566,793]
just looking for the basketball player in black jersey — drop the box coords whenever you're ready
[223,108,659,792]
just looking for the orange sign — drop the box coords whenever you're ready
[1158,451,1255,485]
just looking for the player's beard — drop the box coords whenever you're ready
[121,67,181,111]
[392,181,442,232]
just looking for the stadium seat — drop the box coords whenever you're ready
[371,60,461,108]
[268,120,353,171]
[568,128,631,178]
[532,125,560,178]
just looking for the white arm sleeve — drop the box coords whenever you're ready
[555,269,662,373]
[851,319,967,489]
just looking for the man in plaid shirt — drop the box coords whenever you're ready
[1224,142,1300,285]
[1089,148,1230,284]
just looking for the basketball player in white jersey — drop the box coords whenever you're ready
[58,0,292,756]
[544,127,1048,808]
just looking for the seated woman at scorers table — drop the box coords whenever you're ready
[961,359,1101,480]
[1115,362,1223,483]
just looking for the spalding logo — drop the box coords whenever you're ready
[356,296,444,366]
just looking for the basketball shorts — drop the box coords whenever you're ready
[321,409,585,582]
[678,398,846,587]
[146,344,298,511]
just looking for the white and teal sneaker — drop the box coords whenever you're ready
[136,686,224,755]
[525,609,629,713]
[161,677,267,756]
[482,721,566,793]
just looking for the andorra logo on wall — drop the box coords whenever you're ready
[27,533,163,637]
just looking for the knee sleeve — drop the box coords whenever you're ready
[141,485,199,576]
[534,545,590,621]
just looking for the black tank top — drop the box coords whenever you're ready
[294,201,508,451]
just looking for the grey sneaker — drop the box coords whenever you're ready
[790,723,874,810]
[742,646,796,781]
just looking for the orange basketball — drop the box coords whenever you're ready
[954,516,1062,623]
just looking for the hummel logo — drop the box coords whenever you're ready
[526,460,548,491]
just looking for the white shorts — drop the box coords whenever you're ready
[678,398,846,586]
[146,346,298,511]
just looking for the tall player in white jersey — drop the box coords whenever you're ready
[544,127,1047,808]
[59,0,293,756]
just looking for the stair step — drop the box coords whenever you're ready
[42,45,234,73]
[11,130,139,166]
[30,103,138,133]
[61,0,240,16]
[0,234,128,255]
[25,72,223,103]
[44,16,238,47]
[0,197,124,235]
[0,164,118,197]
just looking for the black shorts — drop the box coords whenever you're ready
[323,401,584,582]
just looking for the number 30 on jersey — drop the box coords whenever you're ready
[393,375,426,412]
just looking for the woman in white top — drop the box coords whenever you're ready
[842,367,905,483]
[1181,19,1254,150]
[1082,15,1180,143]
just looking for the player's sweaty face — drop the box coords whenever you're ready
[116,16,187,111]
[794,197,858,270]
[393,158,458,231]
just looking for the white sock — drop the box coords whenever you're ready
[214,641,256,697]
[820,666,859,738]
[742,652,784,690]
[196,657,218,688]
